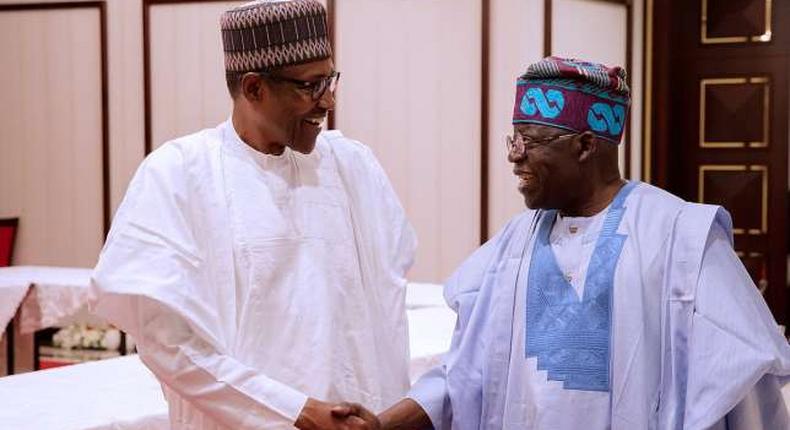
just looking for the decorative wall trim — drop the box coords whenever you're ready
[701,0,772,44]
[480,0,490,243]
[543,0,552,57]
[624,1,633,178]
[0,1,110,235]
[143,0,338,154]
[699,77,770,148]
[642,0,652,183]
[698,164,769,234]
[327,0,335,130]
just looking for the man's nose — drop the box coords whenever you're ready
[317,87,336,110]
[508,148,526,164]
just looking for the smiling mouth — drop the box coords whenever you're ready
[303,117,325,127]
[514,170,536,188]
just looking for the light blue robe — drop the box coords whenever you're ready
[409,183,790,429]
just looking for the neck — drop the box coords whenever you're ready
[231,105,285,155]
[560,174,625,217]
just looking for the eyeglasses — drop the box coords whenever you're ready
[505,132,577,156]
[256,70,341,101]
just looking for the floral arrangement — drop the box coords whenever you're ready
[51,324,121,351]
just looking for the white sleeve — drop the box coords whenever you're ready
[364,146,417,278]
[683,221,790,429]
[91,145,308,429]
[133,296,308,428]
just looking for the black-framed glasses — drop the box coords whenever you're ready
[505,132,577,155]
[256,70,341,101]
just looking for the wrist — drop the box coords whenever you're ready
[378,398,431,430]
[378,407,406,430]
[294,397,320,429]
[378,414,394,430]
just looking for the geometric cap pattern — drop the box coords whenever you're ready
[522,56,630,96]
[220,0,332,72]
[513,57,631,144]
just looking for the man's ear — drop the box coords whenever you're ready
[240,72,264,102]
[577,131,598,163]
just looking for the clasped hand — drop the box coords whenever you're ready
[295,398,380,430]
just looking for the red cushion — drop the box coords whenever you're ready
[0,226,15,267]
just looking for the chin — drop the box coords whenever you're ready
[520,189,542,210]
[525,195,556,211]
[291,139,318,154]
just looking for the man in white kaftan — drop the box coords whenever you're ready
[91,1,414,429]
[378,57,790,429]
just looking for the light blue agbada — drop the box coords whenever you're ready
[409,182,790,429]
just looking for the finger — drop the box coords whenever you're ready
[345,415,370,430]
[330,402,355,418]
[349,403,375,421]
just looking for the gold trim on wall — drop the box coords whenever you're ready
[699,77,770,149]
[643,0,653,183]
[701,0,772,44]
[736,251,765,259]
[698,164,769,235]
[736,251,765,256]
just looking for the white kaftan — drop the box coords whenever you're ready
[91,121,416,429]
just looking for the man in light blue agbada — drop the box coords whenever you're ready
[376,57,790,429]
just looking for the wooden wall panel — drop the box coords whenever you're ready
[552,0,630,174]
[147,1,240,151]
[552,0,628,67]
[0,4,105,267]
[487,0,643,235]
[0,0,645,285]
[487,0,545,236]
[144,0,326,153]
[105,0,145,217]
[334,0,482,282]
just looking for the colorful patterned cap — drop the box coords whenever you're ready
[220,0,332,72]
[513,57,631,144]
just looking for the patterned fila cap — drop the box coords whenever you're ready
[513,57,631,144]
[220,0,332,72]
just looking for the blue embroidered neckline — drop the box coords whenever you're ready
[525,181,636,392]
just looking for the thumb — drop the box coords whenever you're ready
[331,402,356,418]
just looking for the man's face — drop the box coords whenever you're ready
[259,58,336,154]
[508,123,583,210]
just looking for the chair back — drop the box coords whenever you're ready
[0,218,19,267]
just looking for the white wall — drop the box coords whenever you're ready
[0,0,644,284]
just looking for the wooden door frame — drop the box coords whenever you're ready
[646,0,789,326]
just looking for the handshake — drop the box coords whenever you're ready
[294,398,381,430]
[294,397,429,430]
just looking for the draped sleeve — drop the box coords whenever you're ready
[91,139,309,428]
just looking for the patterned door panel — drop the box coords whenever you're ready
[655,0,789,325]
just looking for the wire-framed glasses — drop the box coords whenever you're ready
[505,132,577,155]
[256,70,341,100]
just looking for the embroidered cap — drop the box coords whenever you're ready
[220,0,332,72]
[513,57,631,144]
